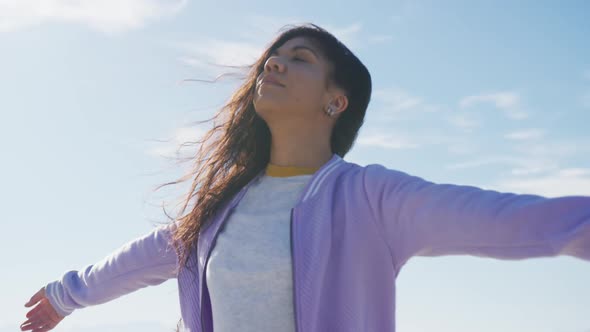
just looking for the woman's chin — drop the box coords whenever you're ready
[254,93,283,108]
[253,100,284,118]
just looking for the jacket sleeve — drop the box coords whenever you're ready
[44,222,180,317]
[362,164,590,271]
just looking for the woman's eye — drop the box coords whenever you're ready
[293,57,305,62]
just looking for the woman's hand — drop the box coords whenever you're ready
[21,287,64,332]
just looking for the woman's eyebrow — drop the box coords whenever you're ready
[272,45,319,59]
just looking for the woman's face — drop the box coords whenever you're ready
[253,36,333,124]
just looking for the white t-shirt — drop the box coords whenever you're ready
[206,172,313,332]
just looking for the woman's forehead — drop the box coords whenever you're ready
[282,36,312,47]
[278,36,321,53]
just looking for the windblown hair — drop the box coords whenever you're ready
[157,22,372,329]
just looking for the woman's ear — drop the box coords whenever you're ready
[331,94,349,115]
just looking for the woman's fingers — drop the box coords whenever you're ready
[21,313,56,332]
[24,301,48,323]
[22,305,42,330]
[25,287,45,307]
[25,311,45,326]
[31,318,56,332]
[20,319,44,331]
[21,314,48,331]
[25,299,52,319]
[33,325,54,332]
[25,304,41,318]
[20,319,32,331]
[22,296,63,332]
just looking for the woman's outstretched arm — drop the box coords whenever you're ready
[21,222,179,331]
[362,164,590,271]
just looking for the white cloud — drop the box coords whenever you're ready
[508,139,590,177]
[504,129,544,141]
[446,155,538,170]
[446,141,479,155]
[445,153,563,180]
[493,168,590,197]
[509,166,552,176]
[368,88,443,137]
[446,137,590,186]
[446,113,480,132]
[390,0,422,25]
[459,91,529,119]
[359,85,456,152]
[320,22,363,49]
[0,0,186,34]
[459,91,518,109]
[356,133,420,149]
[373,87,425,113]
[367,34,393,44]
[513,140,590,160]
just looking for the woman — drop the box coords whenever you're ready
[21,23,590,332]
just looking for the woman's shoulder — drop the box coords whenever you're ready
[340,160,412,180]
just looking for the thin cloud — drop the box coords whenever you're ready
[446,113,480,132]
[446,141,479,155]
[320,22,363,49]
[446,138,590,180]
[509,166,556,176]
[373,87,425,113]
[390,0,422,25]
[364,86,455,151]
[513,140,590,160]
[504,129,545,141]
[367,34,394,44]
[0,0,187,34]
[445,153,562,179]
[359,85,457,153]
[507,139,590,177]
[356,133,420,149]
[459,91,519,109]
[446,155,538,170]
[459,91,529,119]
[493,168,590,197]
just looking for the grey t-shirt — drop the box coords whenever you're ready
[206,173,313,332]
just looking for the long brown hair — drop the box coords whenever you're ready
[157,22,371,326]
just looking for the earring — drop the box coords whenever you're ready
[325,105,336,117]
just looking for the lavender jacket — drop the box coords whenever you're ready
[45,153,590,331]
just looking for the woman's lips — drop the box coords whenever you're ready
[260,80,284,87]
[259,75,285,87]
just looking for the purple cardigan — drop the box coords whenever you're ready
[45,153,590,331]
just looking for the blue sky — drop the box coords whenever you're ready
[2,0,589,331]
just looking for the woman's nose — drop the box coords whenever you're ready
[264,56,285,73]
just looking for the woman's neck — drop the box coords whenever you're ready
[268,146,333,169]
